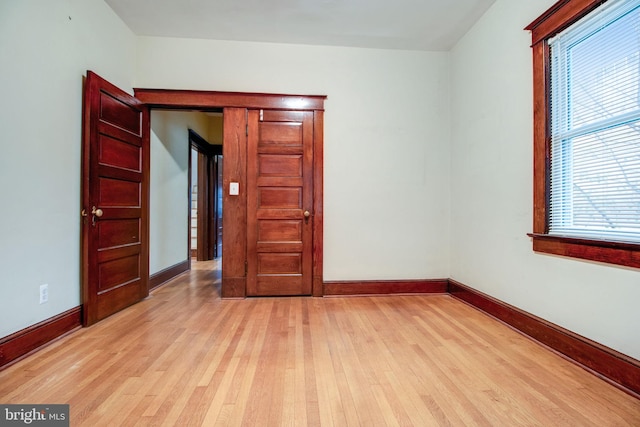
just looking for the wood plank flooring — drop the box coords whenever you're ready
[1,260,639,426]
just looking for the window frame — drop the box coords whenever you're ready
[526,0,640,269]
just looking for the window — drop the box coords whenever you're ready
[527,0,640,268]
[550,1,640,240]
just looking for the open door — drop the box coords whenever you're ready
[190,129,222,261]
[81,71,149,326]
[215,154,223,258]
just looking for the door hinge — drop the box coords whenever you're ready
[246,124,249,136]
[245,261,248,275]
[259,109,263,121]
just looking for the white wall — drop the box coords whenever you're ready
[136,38,451,281]
[450,0,640,359]
[0,0,136,337]
[207,114,223,146]
[149,111,212,274]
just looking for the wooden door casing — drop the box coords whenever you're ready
[82,71,149,326]
[133,89,325,298]
[246,110,314,296]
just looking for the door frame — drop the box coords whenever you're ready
[135,89,326,297]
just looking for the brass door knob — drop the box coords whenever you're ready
[91,206,103,217]
[303,210,311,218]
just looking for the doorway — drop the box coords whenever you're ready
[148,110,222,284]
[134,87,326,298]
[188,125,223,262]
[134,88,326,298]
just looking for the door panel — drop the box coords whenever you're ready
[258,220,301,241]
[98,178,140,205]
[258,155,303,176]
[98,255,139,291]
[247,110,313,296]
[82,71,149,326]
[258,254,302,274]
[97,219,140,247]
[98,135,141,171]
[99,92,142,134]
[258,187,301,208]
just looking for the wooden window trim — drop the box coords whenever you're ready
[526,0,640,269]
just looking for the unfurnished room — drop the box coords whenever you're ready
[0,0,639,425]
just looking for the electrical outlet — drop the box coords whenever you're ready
[39,284,49,304]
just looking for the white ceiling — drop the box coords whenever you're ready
[104,0,496,51]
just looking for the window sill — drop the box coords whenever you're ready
[528,233,640,269]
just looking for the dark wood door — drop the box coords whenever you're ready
[246,110,313,296]
[81,71,149,326]
[196,152,214,261]
[215,155,223,258]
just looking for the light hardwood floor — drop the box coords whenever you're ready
[1,260,639,426]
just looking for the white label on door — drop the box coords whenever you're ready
[229,182,239,196]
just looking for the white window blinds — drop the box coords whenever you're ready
[549,0,640,242]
